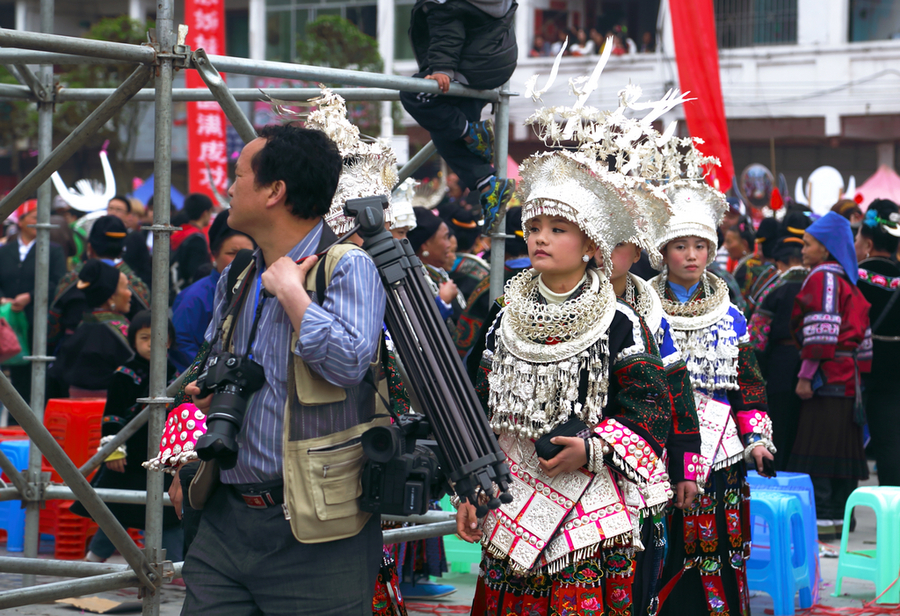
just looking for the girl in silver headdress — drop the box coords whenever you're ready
[651,178,775,616]
[457,149,674,616]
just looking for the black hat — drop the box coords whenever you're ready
[77,259,121,308]
[771,236,805,264]
[781,210,811,239]
[407,207,444,253]
[88,215,128,258]
[504,206,528,257]
[755,217,781,259]
[444,204,482,253]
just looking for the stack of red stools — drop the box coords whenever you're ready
[39,398,106,560]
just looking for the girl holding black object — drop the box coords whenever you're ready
[651,155,774,616]
[459,147,675,615]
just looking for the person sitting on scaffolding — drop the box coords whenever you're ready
[399,0,518,235]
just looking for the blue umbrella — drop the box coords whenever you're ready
[130,174,185,210]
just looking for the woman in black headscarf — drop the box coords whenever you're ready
[48,259,134,397]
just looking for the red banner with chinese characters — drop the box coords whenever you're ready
[186,0,229,201]
[669,0,734,192]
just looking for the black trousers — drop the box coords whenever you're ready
[399,72,495,191]
[864,385,900,486]
[764,345,802,471]
[810,476,858,520]
[181,484,382,615]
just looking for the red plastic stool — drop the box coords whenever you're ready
[52,500,98,560]
[42,398,105,484]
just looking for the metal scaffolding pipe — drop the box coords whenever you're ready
[0,565,181,610]
[0,49,127,64]
[381,510,455,524]
[0,486,174,506]
[79,372,187,477]
[208,54,500,101]
[395,141,437,187]
[23,0,55,586]
[0,556,131,578]
[144,3,176,611]
[46,486,174,506]
[0,27,157,64]
[382,520,459,545]
[192,50,256,144]
[2,63,25,83]
[12,62,48,100]
[0,63,153,223]
[0,82,32,99]
[489,81,512,302]
[0,373,156,590]
[50,87,403,103]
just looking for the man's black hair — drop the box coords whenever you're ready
[252,125,342,219]
[183,193,214,222]
[127,309,175,349]
[109,195,132,213]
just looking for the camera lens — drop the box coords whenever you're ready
[362,426,401,463]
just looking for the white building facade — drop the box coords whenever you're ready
[3,0,900,191]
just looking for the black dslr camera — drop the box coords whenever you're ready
[360,414,446,516]
[195,351,266,470]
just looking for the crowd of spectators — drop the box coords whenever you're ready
[530,24,655,58]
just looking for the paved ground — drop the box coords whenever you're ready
[0,466,889,615]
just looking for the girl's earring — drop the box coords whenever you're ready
[582,254,590,263]
[422,251,430,258]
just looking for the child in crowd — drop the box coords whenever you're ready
[73,310,184,563]
[399,0,518,233]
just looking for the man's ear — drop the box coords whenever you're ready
[266,179,287,208]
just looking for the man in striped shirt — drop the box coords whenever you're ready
[180,125,387,615]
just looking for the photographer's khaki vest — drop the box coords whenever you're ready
[190,244,390,543]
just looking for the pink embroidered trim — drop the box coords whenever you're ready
[736,410,772,441]
[683,452,702,481]
[144,403,207,472]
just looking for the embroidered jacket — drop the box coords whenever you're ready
[471,296,673,574]
[791,261,872,397]
[744,262,779,317]
[651,273,770,476]
[748,266,808,359]
[626,273,701,486]
[857,258,900,383]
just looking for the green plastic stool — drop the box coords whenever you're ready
[832,486,900,604]
[440,495,483,574]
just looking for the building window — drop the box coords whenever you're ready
[714,0,797,49]
[265,0,377,63]
[850,0,900,42]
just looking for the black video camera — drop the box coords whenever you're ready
[360,414,446,516]
[195,351,266,470]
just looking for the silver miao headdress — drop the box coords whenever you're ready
[390,178,418,231]
[270,88,399,235]
[519,41,687,273]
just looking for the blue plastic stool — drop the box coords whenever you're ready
[746,491,813,616]
[832,486,900,604]
[0,440,31,552]
[747,471,819,600]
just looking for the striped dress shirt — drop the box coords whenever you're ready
[204,220,386,485]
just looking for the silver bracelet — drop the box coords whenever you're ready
[742,438,777,463]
